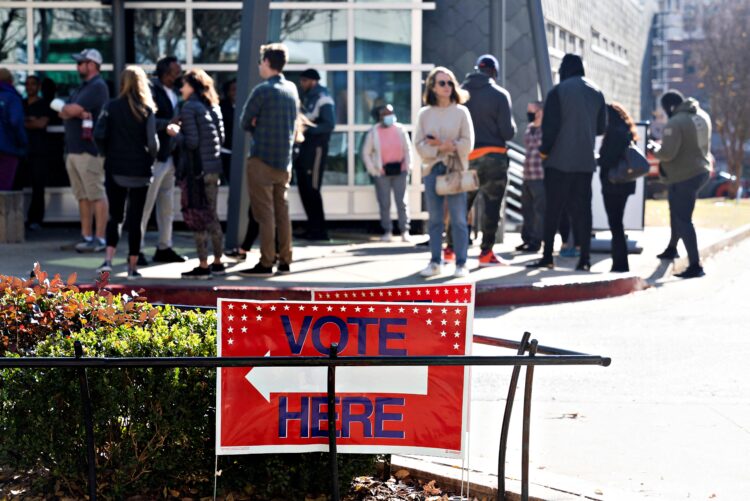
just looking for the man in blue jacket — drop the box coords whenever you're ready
[0,68,27,190]
[295,68,336,241]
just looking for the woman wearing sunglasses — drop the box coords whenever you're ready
[414,67,474,278]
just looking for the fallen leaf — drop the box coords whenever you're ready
[394,469,410,480]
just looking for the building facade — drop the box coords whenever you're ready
[0,0,659,223]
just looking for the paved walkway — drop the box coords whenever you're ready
[1,223,745,307]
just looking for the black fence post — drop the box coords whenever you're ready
[74,341,97,501]
[497,331,531,501]
[521,339,538,501]
[327,343,340,501]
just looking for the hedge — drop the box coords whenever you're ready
[0,266,377,499]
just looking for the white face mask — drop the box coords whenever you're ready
[382,114,396,127]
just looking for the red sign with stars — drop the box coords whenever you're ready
[312,284,475,305]
[216,299,471,457]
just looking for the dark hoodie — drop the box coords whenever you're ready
[540,54,606,173]
[654,97,712,184]
[460,72,516,149]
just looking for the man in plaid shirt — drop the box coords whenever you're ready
[239,43,299,277]
[518,100,545,252]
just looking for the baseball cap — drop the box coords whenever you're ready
[72,48,103,66]
[475,54,499,72]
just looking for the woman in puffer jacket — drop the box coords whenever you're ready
[361,103,413,243]
[168,68,225,280]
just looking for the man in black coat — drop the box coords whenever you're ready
[446,54,517,266]
[138,56,187,265]
[528,54,606,271]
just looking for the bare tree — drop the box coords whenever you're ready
[695,0,750,196]
[0,9,25,62]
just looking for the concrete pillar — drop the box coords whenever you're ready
[0,192,25,243]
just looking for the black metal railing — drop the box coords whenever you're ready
[0,333,609,501]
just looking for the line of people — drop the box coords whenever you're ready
[0,45,712,281]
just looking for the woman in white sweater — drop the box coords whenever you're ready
[361,104,413,242]
[413,67,474,277]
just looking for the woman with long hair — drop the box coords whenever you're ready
[413,67,474,277]
[94,65,159,279]
[597,102,638,272]
[168,68,225,279]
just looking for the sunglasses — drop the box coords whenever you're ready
[76,60,89,66]
[435,79,454,88]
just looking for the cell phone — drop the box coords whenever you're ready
[426,134,435,140]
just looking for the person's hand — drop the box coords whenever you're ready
[438,140,457,153]
[81,111,92,120]
[426,137,441,147]
[166,123,180,137]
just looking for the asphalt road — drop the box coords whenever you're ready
[467,239,750,500]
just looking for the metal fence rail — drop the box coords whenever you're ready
[0,335,611,501]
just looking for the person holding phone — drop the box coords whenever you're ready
[361,103,413,242]
[413,66,474,278]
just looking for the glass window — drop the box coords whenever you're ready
[324,131,347,185]
[193,10,241,63]
[354,131,371,186]
[292,131,348,186]
[285,70,348,125]
[0,8,26,64]
[546,23,556,48]
[34,9,113,63]
[355,71,410,125]
[41,70,114,99]
[269,10,346,65]
[130,10,185,64]
[354,10,411,63]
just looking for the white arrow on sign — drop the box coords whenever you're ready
[245,352,429,403]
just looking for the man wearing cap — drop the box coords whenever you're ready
[295,68,336,241]
[447,54,516,266]
[60,48,110,253]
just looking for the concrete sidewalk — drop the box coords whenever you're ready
[2,223,746,307]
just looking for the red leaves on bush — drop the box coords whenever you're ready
[0,263,159,356]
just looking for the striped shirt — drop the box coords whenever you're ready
[240,74,299,171]
[523,124,544,180]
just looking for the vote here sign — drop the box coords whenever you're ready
[312,284,475,305]
[216,299,471,457]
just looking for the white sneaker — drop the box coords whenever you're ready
[419,262,442,277]
[401,231,412,243]
[380,233,393,242]
[454,265,470,278]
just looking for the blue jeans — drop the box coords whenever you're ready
[423,162,468,266]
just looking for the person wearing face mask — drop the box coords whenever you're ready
[650,90,712,278]
[517,100,545,252]
[361,104,413,242]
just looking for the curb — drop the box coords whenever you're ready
[80,276,650,309]
[672,222,750,273]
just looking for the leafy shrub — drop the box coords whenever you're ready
[0,267,377,499]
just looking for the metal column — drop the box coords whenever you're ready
[527,0,553,97]
[225,0,271,249]
[111,0,126,90]
[489,0,506,87]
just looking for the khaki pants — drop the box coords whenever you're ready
[246,157,292,267]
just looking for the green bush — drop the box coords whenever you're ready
[0,268,378,499]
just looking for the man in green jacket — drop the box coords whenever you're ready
[651,90,711,278]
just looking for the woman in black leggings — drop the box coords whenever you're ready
[94,66,159,279]
[597,103,637,272]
